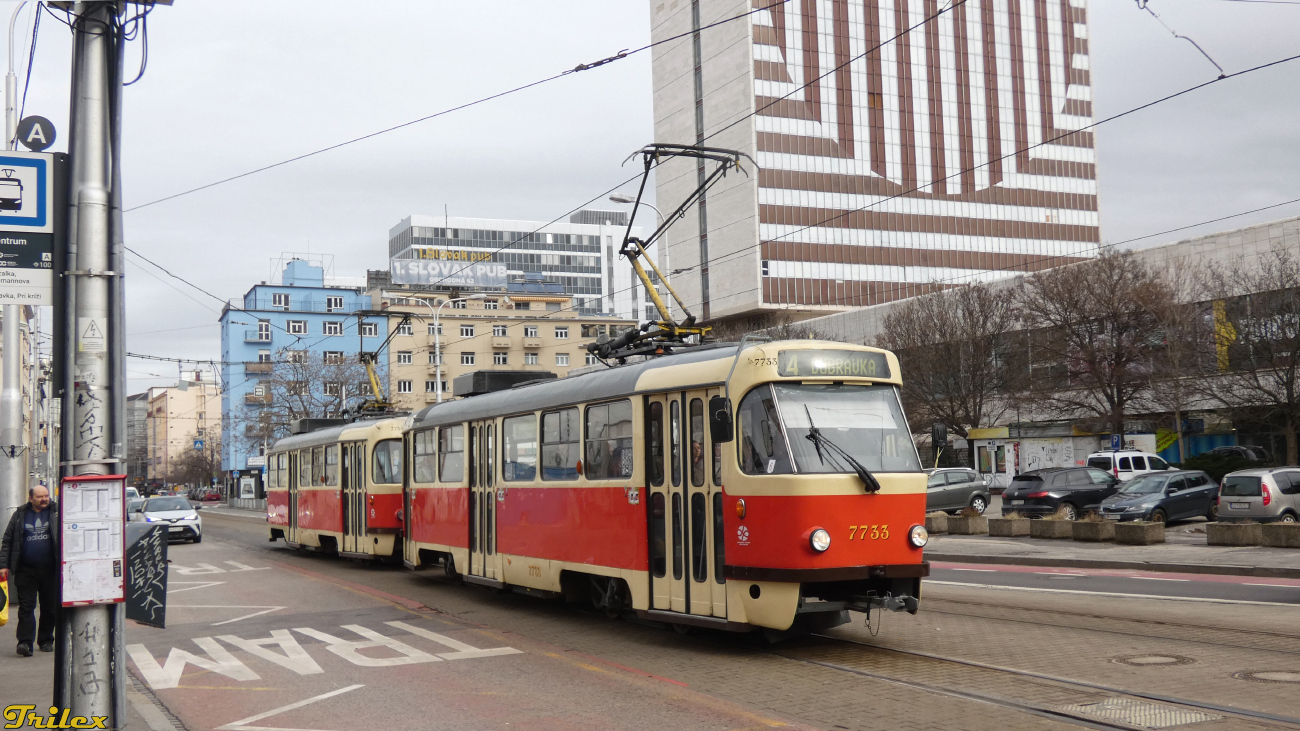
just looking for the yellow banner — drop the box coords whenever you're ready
[1156,428,1177,453]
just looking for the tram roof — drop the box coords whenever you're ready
[270,417,400,452]
[411,342,741,428]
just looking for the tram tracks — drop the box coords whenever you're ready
[766,633,1300,731]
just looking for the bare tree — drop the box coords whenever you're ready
[168,431,222,489]
[1203,247,1300,464]
[1145,262,1215,463]
[876,282,1023,447]
[1018,250,1172,435]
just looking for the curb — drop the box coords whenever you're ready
[925,552,1300,580]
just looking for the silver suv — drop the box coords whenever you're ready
[926,468,992,515]
[1218,468,1300,523]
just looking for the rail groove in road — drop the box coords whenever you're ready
[773,634,1300,731]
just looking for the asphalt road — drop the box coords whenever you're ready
[930,562,1300,604]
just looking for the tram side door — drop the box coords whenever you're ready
[287,451,300,544]
[468,420,499,581]
[645,395,672,610]
[341,442,365,554]
[685,387,727,618]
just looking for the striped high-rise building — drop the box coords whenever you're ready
[649,0,1099,322]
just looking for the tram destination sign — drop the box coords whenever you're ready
[776,349,891,379]
[0,150,54,305]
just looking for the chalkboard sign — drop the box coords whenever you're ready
[125,523,168,628]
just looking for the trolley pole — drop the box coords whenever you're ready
[0,1,28,520]
[57,2,126,724]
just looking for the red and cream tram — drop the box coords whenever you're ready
[266,418,406,559]
[398,339,929,633]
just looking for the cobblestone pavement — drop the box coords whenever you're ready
[178,512,1300,731]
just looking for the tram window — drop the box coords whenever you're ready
[712,441,722,486]
[670,400,682,487]
[646,401,664,487]
[299,449,311,487]
[413,430,437,483]
[313,447,326,485]
[584,400,634,480]
[651,493,666,578]
[372,439,402,484]
[503,415,537,481]
[439,425,464,482]
[487,424,496,488]
[276,453,287,489]
[671,492,683,580]
[324,445,339,486]
[737,385,793,475]
[712,492,725,584]
[690,399,705,487]
[541,408,579,480]
[691,493,707,582]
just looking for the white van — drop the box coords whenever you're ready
[1085,451,1172,482]
[126,487,140,500]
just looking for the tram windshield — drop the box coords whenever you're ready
[738,383,920,475]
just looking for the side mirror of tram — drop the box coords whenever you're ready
[709,396,734,443]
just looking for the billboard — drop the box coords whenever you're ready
[391,258,507,288]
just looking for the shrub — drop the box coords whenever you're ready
[1078,511,1106,522]
[960,506,982,518]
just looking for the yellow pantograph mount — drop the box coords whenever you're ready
[587,144,752,363]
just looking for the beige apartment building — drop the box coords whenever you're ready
[372,288,636,411]
[146,371,222,483]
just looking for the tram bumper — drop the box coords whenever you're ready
[726,563,928,624]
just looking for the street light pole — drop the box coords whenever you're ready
[0,1,28,519]
[428,294,484,404]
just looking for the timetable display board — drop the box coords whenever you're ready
[60,475,127,606]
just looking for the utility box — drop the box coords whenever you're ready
[290,418,349,434]
[453,370,557,398]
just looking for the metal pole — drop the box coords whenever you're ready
[435,299,446,403]
[0,0,28,520]
[62,2,118,722]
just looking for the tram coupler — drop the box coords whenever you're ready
[848,593,919,616]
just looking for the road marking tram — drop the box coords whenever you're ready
[267,339,930,633]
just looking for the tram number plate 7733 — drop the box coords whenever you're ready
[848,525,889,540]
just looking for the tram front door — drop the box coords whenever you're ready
[645,390,727,619]
[287,450,301,545]
[467,420,500,581]
[340,442,366,554]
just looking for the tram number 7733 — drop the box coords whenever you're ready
[847,524,890,540]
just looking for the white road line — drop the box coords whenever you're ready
[949,568,998,572]
[927,580,1300,607]
[1138,577,1190,582]
[167,605,286,625]
[1246,583,1300,588]
[217,684,364,731]
[167,581,224,594]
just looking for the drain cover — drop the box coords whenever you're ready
[1059,698,1221,729]
[1234,670,1300,684]
[1113,655,1195,667]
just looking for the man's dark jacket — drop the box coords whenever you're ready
[0,501,60,574]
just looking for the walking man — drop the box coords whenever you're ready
[0,486,59,656]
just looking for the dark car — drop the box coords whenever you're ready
[1206,445,1271,462]
[999,467,1119,520]
[926,468,992,515]
[1098,470,1218,523]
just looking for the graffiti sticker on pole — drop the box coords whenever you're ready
[0,150,53,305]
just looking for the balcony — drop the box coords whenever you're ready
[491,336,511,349]
[245,361,273,374]
[523,337,542,349]
[244,329,272,343]
[244,393,271,406]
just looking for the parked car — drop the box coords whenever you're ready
[1218,468,1300,523]
[1084,451,1172,482]
[200,489,220,502]
[925,468,991,515]
[127,498,144,518]
[1205,445,1272,462]
[1098,470,1218,523]
[1000,467,1120,520]
[132,496,204,542]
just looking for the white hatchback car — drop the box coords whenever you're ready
[1085,451,1173,482]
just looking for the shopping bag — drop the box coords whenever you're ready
[0,579,8,627]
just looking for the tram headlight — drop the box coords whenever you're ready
[909,524,929,548]
[809,528,831,553]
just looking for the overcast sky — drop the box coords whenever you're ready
[11,0,1300,390]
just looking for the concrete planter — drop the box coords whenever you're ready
[988,518,1030,537]
[947,516,988,535]
[1072,520,1115,542]
[1260,523,1300,548]
[1207,522,1262,547]
[925,513,949,535]
[1029,519,1074,539]
[1114,522,1165,545]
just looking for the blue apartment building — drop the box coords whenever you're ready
[218,260,376,495]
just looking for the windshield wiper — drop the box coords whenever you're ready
[803,406,882,493]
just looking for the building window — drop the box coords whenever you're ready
[288,381,306,396]
[428,351,441,365]
[326,295,344,312]
[323,321,343,336]
[397,380,413,394]
[272,293,289,310]
[761,260,770,276]
[428,323,442,336]
[524,326,539,338]
[494,352,508,365]
[287,320,307,335]
[646,305,658,321]
[360,322,378,337]
[483,300,499,310]
[324,351,344,365]
[396,322,413,336]
[556,353,569,367]
[586,353,599,366]
[425,380,437,393]
[287,350,307,364]
[397,351,413,365]
[555,326,569,339]
[451,300,467,309]
[257,321,271,341]
[257,349,271,363]
[461,352,475,366]
[524,353,538,366]
[324,382,341,396]
[460,324,474,338]
[493,325,507,337]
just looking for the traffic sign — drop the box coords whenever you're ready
[193,439,204,450]
[1109,434,1123,451]
[0,150,53,305]
[16,116,55,152]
